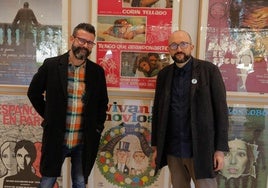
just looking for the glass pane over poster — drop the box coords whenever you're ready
[217,104,268,188]
[97,0,173,90]
[198,0,268,94]
[0,0,68,86]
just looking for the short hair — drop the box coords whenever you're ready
[23,2,29,8]
[72,23,96,37]
[138,56,149,64]
[148,53,159,59]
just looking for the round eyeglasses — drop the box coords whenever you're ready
[169,42,191,50]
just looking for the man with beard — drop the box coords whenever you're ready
[151,30,229,188]
[27,23,108,188]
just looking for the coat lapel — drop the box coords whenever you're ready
[58,53,69,98]
[191,58,200,100]
[165,66,174,98]
[83,60,94,105]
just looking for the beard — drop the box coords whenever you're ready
[71,44,91,60]
[171,52,191,63]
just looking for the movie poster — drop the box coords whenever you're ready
[0,95,62,187]
[217,105,268,188]
[202,0,268,93]
[97,0,173,89]
[94,98,170,187]
[0,0,65,85]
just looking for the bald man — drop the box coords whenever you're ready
[151,30,229,188]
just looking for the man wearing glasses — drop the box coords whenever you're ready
[27,23,108,188]
[151,30,229,188]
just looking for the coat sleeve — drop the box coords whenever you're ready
[210,65,229,152]
[96,67,109,128]
[27,61,48,118]
[151,70,163,147]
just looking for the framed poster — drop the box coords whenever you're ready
[94,97,171,187]
[217,103,268,188]
[96,0,175,90]
[198,0,268,94]
[0,95,63,187]
[0,0,69,87]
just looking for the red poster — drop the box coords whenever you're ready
[97,0,173,89]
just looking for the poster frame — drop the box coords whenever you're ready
[197,0,268,99]
[0,0,71,93]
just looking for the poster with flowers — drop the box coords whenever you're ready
[94,97,170,187]
[97,0,173,90]
[198,0,268,93]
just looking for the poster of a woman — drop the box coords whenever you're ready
[217,138,258,188]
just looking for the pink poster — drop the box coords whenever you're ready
[201,0,268,93]
[97,0,173,89]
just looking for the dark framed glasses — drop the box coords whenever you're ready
[169,42,191,50]
[74,36,96,47]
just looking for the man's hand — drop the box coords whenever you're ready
[214,151,225,171]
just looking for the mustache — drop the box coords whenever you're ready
[174,52,186,56]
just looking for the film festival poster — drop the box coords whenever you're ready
[96,0,173,90]
[217,105,268,188]
[94,98,169,187]
[201,0,268,93]
[0,0,65,86]
[0,95,62,187]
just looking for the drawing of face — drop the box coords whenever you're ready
[16,147,31,170]
[221,139,248,179]
[116,150,129,164]
[133,151,145,164]
[1,143,17,171]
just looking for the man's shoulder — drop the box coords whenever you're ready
[193,58,218,69]
[43,52,68,64]
[159,63,173,73]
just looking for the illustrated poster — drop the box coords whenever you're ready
[0,95,62,187]
[203,0,268,93]
[217,105,268,188]
[94,98,170,187]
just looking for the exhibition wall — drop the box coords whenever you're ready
[0,0,267,187]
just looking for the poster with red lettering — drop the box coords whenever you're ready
[97,0,173,90]
[0,95,62,188]
[94,97,171,187]
[199,0,268,93]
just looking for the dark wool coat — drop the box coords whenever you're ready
[27,52,108,183]
[151,57,229,179]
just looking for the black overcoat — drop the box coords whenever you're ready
[27,52,108,183]
[151,57,229,179]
